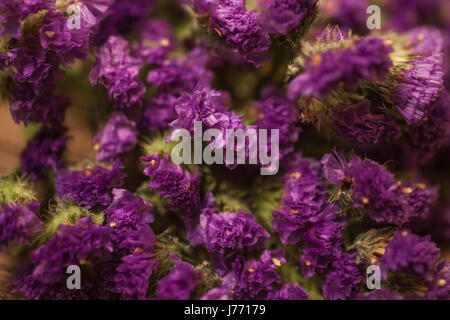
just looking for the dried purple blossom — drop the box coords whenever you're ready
[320,148,347,184]
[157,254,203,300]
[225,249,285,300]
[394,54,444,124]
[288,37,393,99]
[321,0,368,34]
[256,87,301,159]
[55,160,126,209]
[89,36,145,108]
[322,252,361,300]
[133,19,174,65]
[379,230,440,281]
[39,11,90,66]
[146,48,213,95]
[195,210,270,273]
[12,217,112,299]
[21,125,67,181]
[138,94,178,132]
[427,260,450,300]
[0,202,43,249]
[386,0,444,30]
[407,27,443,57]
[258,0,318,35]
[142,154,201,221]
[209,0,271,67]
[333,100,400,144]
[93,112,138,162]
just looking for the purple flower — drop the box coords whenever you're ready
[9,84,69,126]
[55,160,126,209]
[209,0,271,67]
[386,0,443,30]
[146,48,213,95]
[105,189,154,251]
[268,283,308,300]
[133,19,174,65]
[142,155,201,227]
[427,260,450,300]
[321,0,368,34]
[109,251,158,300]
[379,230,440,281]
[256,86,301,159]
[12,217,112,299]
[332,100,400,144]
[258,0,318,35]
[400,181,438,221]
[196,210,270,273]
[224,249,285,300]
[93,112,138,162]
[394,54,444,124]
[21,125,67,181]
[288,37,393,99]
[320,148,347,184]
[0,202,43,249]
[322,252,361,300]
[138,94,178,132]
[157,254,203,300]
[39,11,90,66]
[407,27,443,57]
[89,36,145,108]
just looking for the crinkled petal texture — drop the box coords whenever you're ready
[157,254,203,300]
[258,0,318,35]
[93,112,138,162]
[288,37,393,99]
[332,100,400,144]
[427,260,450,300]
[55,160,126,209]
[0,202,43,249]
[210,0,271,67]
[379,230,440,281]
[268,283,308,300]
[394,54,444,124]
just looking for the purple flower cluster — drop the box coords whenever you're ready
[288,37,393,99]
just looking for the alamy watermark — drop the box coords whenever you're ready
[169,121,280,175]
[366,265,381,290]
[366,5,381,30]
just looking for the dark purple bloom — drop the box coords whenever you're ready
[209,0,271,67]
[12,217,112,299]
[288,37,393,99]
[55,160,126,209]
[321,0,368,34]
[138,94,178,132]
[320,148,347,184]
[258,0,318,35]
[224,249,285,300]
[133,19,174,65]
[332,100,400,144]
[157,254,203,300]
[146,48,213,95]
[386,0,444,30]
[268,283,308,300]
[93,112,138,162]
[394,54,444,124]
[400,181,438,221]
[379,230,440,281]
[21,125,67,181]
[427,260,450,300]
[89,36,145,108]
[322,252,361,300]
[39,11,90,66]
[195,210,270,273]
[0,202,43,249]
[142,155,201,226]
[407,27,443,57]
[256,86,301,159]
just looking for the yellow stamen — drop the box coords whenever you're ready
[305,260,311,266]
[310,54,321,66]
[414,183,426,190]
[362,197,370,205]
[401,230,408,237]
[151,159,156,166]
[289,172,301,179]
[94,143,100,151]
[45,31,56,38]
[402,187,413,194]
[134,247,143,254]
[417,33,424,41]
[383,39,392,46]
[214,27,222,37]
[160,38,170,47]
[110,222,117,227]
[438,279,446,287]
[272,257,282,267]
[289,209,298,215]
[248,267,255,273]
